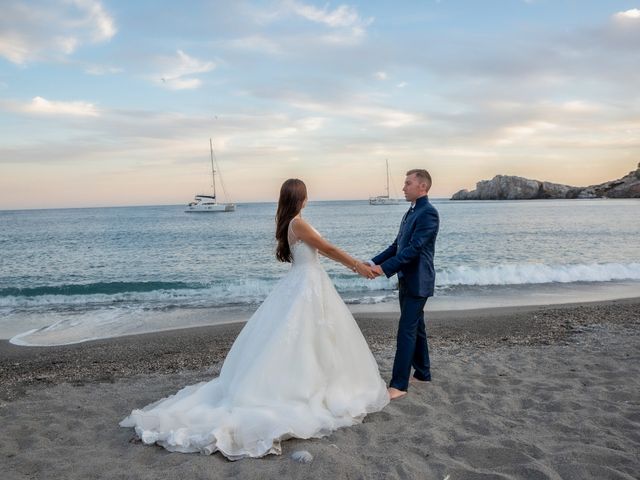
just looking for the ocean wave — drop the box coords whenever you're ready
[437,262,640,287]
[0,275,397,312]
[0,281,205,297]
[0,283,255,311]
[1,262,638,312]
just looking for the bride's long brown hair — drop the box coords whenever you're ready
[275,178,307,263]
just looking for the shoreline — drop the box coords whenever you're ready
[1,297,638,402]
[4,279,640,347]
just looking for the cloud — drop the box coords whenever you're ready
[494,120,558,146]
[559,100,601,114]
[69,0,116,42]
[84,64,123,75]
[283,0,373,43]
[298,116,326,131]
[16,96,100,116]
[286,1,368,28]
[368,7,639,108]
[154,50,215,90]
[0,0,116,65]
[614,9,640,20]
[374,71,387,80]
[290,97,422,128]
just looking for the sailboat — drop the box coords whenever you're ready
[185,139,236,213]
[369,159,401,205]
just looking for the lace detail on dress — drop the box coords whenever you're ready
[287,217,302,249]
[287,217,320,267]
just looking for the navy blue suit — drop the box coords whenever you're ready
[372,195,439,390]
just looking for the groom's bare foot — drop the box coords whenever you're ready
[387,387,407,400]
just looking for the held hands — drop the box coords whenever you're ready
[354,261,383,280]
[370,264,384,277]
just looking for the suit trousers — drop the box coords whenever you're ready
[389,278,431,391]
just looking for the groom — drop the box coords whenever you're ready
[369,169,439,400]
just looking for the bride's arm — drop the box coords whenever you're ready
[292,218,375,278]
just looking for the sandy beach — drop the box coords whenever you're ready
[1,298,639,479]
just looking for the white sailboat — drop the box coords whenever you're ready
[185,139,236,213]
[369,159,401,205]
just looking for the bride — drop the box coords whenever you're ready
[120,178,390,460]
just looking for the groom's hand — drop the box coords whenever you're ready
[355,262,376,279]
[364,260,383,278]
[370,265,384,277]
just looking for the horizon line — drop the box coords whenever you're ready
[0,198,422,212]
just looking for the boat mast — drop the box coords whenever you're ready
[210,138,217,198]
[385,159,390,198]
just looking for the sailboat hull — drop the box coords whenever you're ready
[369,196,401,205]
[185,203,235,213]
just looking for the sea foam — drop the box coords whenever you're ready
[438,262,640,287]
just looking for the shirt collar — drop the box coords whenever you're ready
[411,195,428,209]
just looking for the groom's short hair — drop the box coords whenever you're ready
[406,169,432,189]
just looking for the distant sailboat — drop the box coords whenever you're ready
[369,159,401,205]
[185,139,236,213]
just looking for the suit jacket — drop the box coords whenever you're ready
[372,196,439,298]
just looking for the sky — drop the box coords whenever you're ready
[1,0,639,209]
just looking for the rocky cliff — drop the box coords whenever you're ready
[451,163,640,200]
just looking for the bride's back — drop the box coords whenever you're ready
[288,217,319,266]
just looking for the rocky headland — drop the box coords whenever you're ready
[451,163,640,200]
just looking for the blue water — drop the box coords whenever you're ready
[1,199,639,344]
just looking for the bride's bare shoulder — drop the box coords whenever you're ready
[291,217,319,236]
[291,216,307,228]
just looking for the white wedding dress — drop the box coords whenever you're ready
[119,218,389,460]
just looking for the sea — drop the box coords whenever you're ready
[1,199,639,346]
